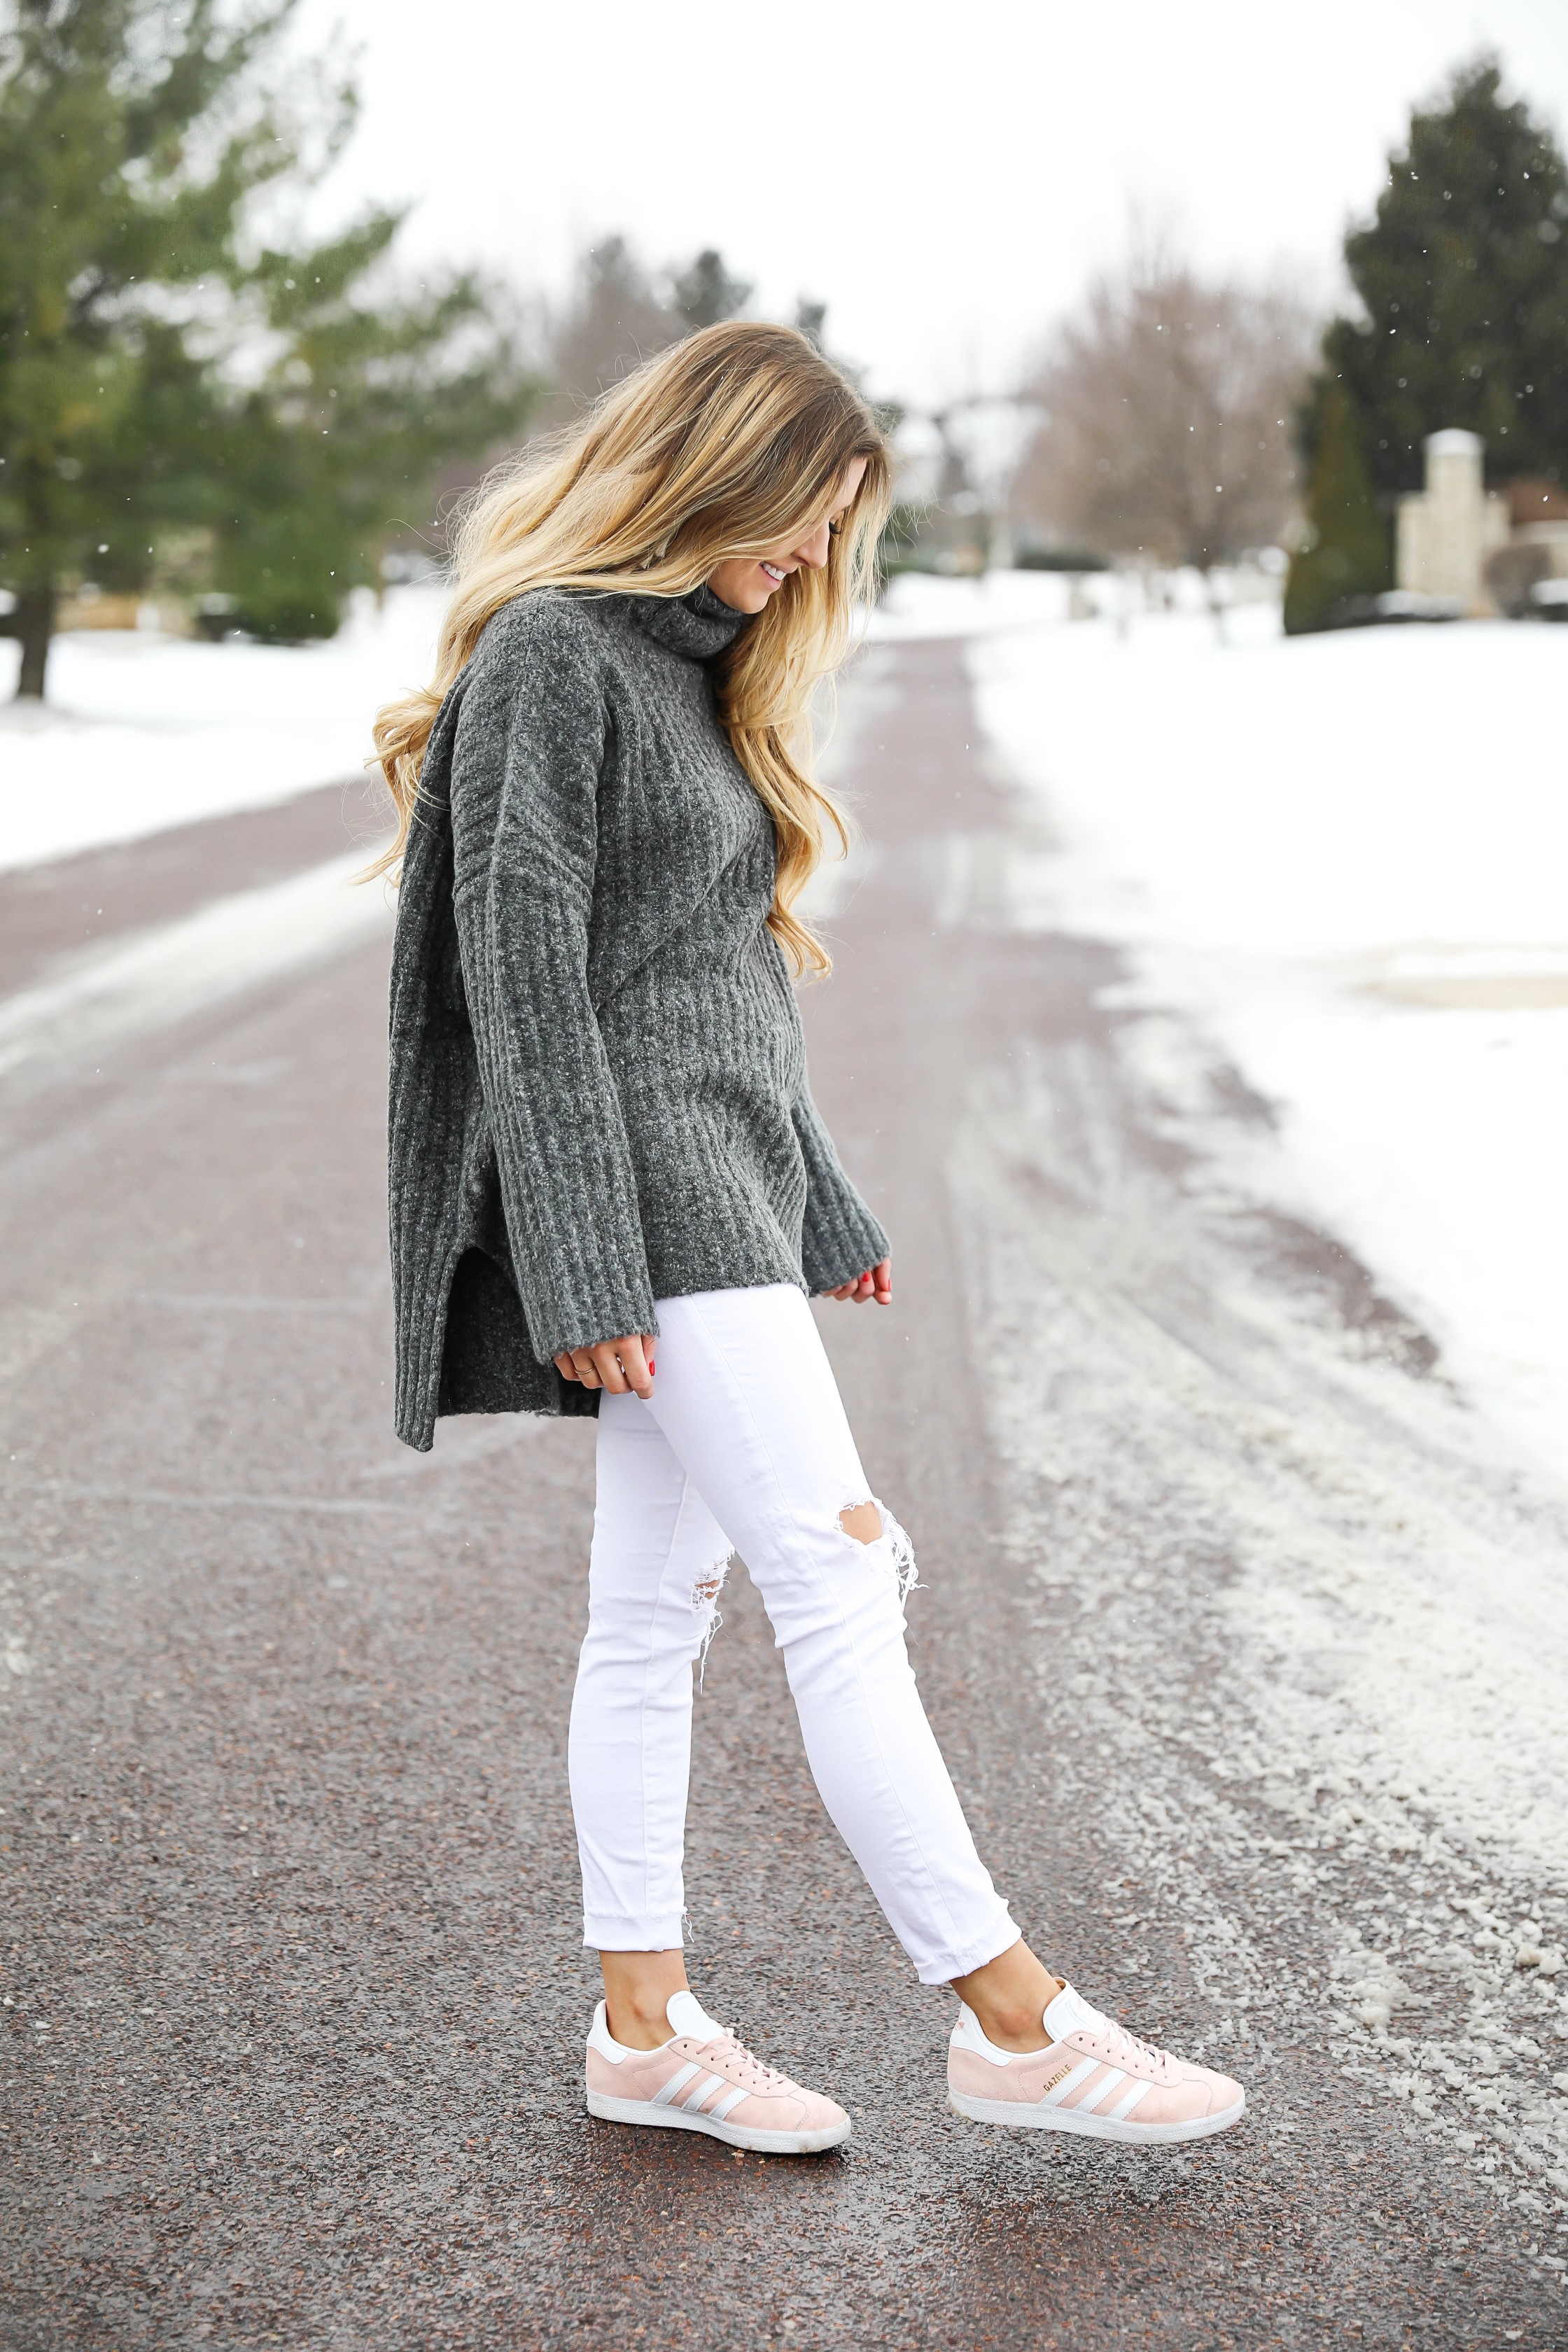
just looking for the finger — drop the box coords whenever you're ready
[572,1350,601,1390]
[616,1334,654,1400]
[588,1343,629,1394]
[554,1352,581,1383]
[873,1257,893,1304]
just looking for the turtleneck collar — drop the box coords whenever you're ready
[622,583,752,661]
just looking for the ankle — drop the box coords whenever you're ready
[968,1996,1056,2051]
[605,1991,682,2049]
[601,1958,690,2051]
[951,1940,1063,2053]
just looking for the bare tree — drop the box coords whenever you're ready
[537,237,757,430]
[1014,238,1317,609]
[536,237,682,427]
[423,236,760,560]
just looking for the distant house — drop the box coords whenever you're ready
[1396,430,1568,617]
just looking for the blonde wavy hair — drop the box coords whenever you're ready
[370,320,892,975]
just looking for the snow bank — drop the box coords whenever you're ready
[0,852,393,1079]
[969,599,1568,1472]
[867,564,1279,640]
[0,585,444,873]
[869,568,1098,636]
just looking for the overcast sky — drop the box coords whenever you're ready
[290,0,1568,406]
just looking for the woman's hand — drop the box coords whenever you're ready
[554,1334,656,1397]
[825,1258,892,1307]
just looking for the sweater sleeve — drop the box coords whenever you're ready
[450,601,657,1362]
[792,1082,891,1294]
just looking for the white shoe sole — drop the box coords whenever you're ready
[586,2090,851,2155]
[949,2086,1246,2145]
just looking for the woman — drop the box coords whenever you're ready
[376,323,1244,2157]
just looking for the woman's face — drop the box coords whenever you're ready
[706,457,869,615]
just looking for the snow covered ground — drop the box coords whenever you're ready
[953,589,1568,1480]
[907,580,1568,2225]
[0,586,444,872]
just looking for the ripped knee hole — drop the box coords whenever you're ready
[837,1497,920,1605]
[689,1553,729,1621]
[837,1500,883,1546]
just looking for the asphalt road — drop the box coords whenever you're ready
[2,636,1558,2348]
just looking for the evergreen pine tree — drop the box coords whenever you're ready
[1282,381,1391,634]
[0,0,266,692]
[1323,56,1568,495]
[0,1,534,694]
[669,249,752,334]
[793,300,830,351]
[211,227,532,643]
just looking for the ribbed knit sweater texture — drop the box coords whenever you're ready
[387,583,890,1450]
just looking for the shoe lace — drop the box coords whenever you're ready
[696,2028,792,2095]
[1099,2019,1176,2078]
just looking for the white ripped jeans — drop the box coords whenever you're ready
[567,1283,1016,1986]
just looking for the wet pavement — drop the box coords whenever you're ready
[1,638,1559,2347]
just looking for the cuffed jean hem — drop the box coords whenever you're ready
[584,1914,686,1953]
[911,1907,1021,1988]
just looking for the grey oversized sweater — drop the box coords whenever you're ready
[387,583,890,1450]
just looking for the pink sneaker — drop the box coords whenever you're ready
[948,1981,1246,2145]
[584,1990,852,2155]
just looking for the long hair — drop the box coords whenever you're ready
[370,321,891,975]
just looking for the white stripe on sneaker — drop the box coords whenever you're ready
[651,2062,701,2107]
[1107,2080,1152,2122]
[1042,2057,1099,2108]
[1086,2066,1129,2114]
[680,2071,727,2112]
[709,2085,748,2122]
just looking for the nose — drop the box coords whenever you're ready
[790,517,833,570]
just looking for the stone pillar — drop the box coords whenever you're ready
[1396,429,1507,612]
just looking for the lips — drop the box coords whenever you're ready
[760,562,788,583]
